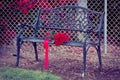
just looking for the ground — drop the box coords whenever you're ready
[0,43,120,80]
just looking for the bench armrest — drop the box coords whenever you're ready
[17,23,34,38]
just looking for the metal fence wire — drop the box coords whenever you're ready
[0,0,119,53]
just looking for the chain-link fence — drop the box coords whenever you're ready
[0,0,119,53]
[107,0,120,53]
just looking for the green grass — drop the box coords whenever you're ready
[0,67,61,80]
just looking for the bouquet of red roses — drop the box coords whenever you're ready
[54,33,70,46]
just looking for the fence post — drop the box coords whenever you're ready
[104,0,107,54]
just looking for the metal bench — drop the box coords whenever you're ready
[16,5,104,77]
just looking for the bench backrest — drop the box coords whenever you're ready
[34,6,104,42]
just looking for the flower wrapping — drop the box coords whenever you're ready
[44,40,49,69]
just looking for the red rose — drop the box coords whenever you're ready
[22,0,30,4]
[54,33,70,46]
[28,4,35,9]
[21,7,28,14]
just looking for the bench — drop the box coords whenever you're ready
[16,5,104,77]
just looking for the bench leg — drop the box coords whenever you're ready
[82,46,87,77]
[16,39,21,67]
[97,45,102,71]
[33,42,38,61]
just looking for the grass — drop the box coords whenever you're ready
[0,67,61,80]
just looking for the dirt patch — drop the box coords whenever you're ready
[0,43,120,80]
